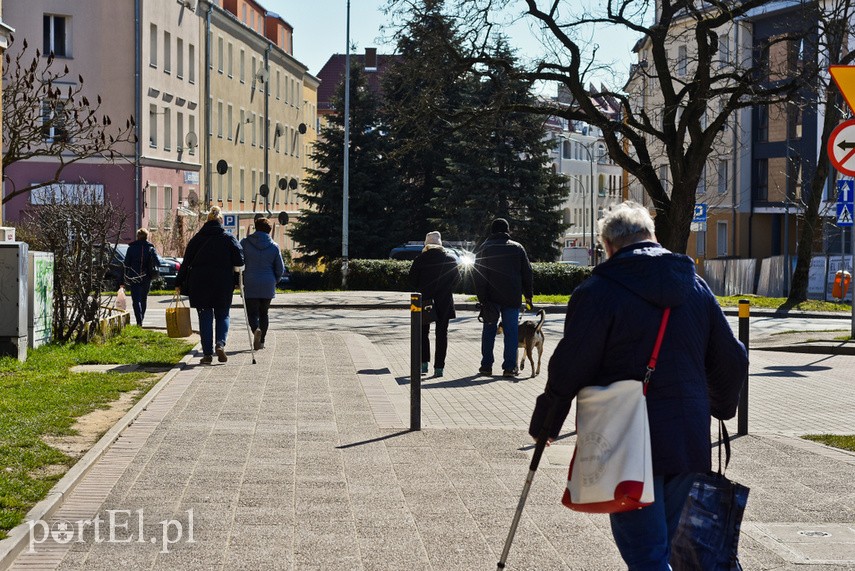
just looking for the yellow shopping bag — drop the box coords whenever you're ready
[166,294,192,338]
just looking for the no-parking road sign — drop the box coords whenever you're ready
[828,119,855,176]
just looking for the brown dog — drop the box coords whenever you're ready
[499,309,545,377]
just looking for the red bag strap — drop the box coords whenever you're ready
[642,307,671,393]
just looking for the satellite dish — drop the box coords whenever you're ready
[278,211,289,225]
[259,184,269,197]
[278,177,287,190]
[185,131,198,149]
[289,178,298,190]
[275,125,284,136]
[298,123,307,134]
[256,68,270,83]
[187,191,199,208]
[216,159,229,175]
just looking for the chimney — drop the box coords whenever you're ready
[364,47,377,71]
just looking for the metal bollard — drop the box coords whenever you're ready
[410,293,422,431]
[737,299,750,436]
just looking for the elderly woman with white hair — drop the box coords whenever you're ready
[409,231,461,377]
[529,201,748,569]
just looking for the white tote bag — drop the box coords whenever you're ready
[562,308,670,514]
[562,380,654,513]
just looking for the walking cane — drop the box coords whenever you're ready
[497,406,557,570]
[237,268,256,365]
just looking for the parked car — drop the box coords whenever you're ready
[389,243,475,267]
[157,257,181,288]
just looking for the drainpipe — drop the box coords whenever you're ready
[264,43,270,214]
[134,0,142,229]
[204,4,212,208]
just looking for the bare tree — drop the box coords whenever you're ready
[392,0,821,254]
[2,37,136,205]
[16,186,128,342]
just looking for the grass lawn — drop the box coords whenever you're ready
[0,327,193,539]
[802,434,855,452]
[526,294,852,312]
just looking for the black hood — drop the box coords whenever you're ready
[593,241,696,308]
[198,220,226,237]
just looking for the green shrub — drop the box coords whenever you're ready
[308,259,591,295]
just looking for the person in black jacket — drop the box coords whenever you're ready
[528,201,748,569]
[175,206,244,364]
[409,231,460,377]
[123,228,161,326]
[473,218,533,377]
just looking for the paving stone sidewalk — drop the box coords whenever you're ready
[5,329,855,570]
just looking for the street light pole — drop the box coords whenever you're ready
[341,0,351,288]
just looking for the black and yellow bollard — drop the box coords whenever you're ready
[410,293,422,431]
[737,299,750,436]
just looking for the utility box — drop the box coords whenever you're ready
[0,242,29,361]
[0,227,15,242]
[28,251,54,348]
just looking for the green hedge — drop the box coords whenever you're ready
[295,259,592,295]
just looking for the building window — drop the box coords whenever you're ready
[227,104,233,140]
[696,230,706,257]
[227,42,233,77]
[754,158,768,201]
[788,154,802,201]
[251,112,257,146]
[242,4,247,23]
[757,104,768,142]
[41,100,68,142]
[718,159,729,195]
[276,70,281,99]
[163,108,171,150]
[149,186,159,229]
[251,170,256,200]
[164,31,171,74]
[718,34,730,68]
[240,168,245,202]
[188,43,196,83]
[716,221,728,257]
[177,112,184,151]
[240,49,245,82]
[217,101,223,138]
[44,14,70,57]
[177,38,184,78]
[217,36,223,73]
[149,104,157,147]
[227,168,233,201]
[659,164,668,193]
[677,45,688,77]
[188,114,196,154]
[239,109,246,143]
[163,187,173,228]
[149,23,157,67]
[788,104,803,140]
[697,165,706,196]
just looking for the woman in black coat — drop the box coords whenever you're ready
[175,206,244,364]
[409,231,460,377]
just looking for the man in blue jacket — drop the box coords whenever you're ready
[474,218,533,377]
[123,228,161,326]
[529,201,748,569]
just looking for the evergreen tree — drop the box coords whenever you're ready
[381,0,471,239]
[290,64,404,264]
[432,40,566,260]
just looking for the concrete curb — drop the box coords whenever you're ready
[0,347,199,571]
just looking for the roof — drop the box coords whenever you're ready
[315,52,399,112]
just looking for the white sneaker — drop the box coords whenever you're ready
[253,329,263,350]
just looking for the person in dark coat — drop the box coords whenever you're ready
[123,228,161,326]
[528,201,748,569]
[409,231,460,377]
[175,206,244,364]
[240,217,284,350]
[473,218,533,377]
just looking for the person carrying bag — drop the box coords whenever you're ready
[527,201,748,570]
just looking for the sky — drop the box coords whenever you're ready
[265,1,640,92]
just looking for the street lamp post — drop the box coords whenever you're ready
[579,140,601,265]
[341,0,351,288]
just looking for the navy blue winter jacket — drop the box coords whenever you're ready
[175,221,244,309]
[529,242,748,476]
[240,231,285,299]
[473,232,533,308]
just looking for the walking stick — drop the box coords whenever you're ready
[237,268,256,364]
[497,406,557,570]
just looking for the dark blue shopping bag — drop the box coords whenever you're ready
[671,423,750,571]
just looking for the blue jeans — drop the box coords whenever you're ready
[197,307,230,356]
[480,304,519,371]
[609,473,696,570]
[128,280,151,326]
